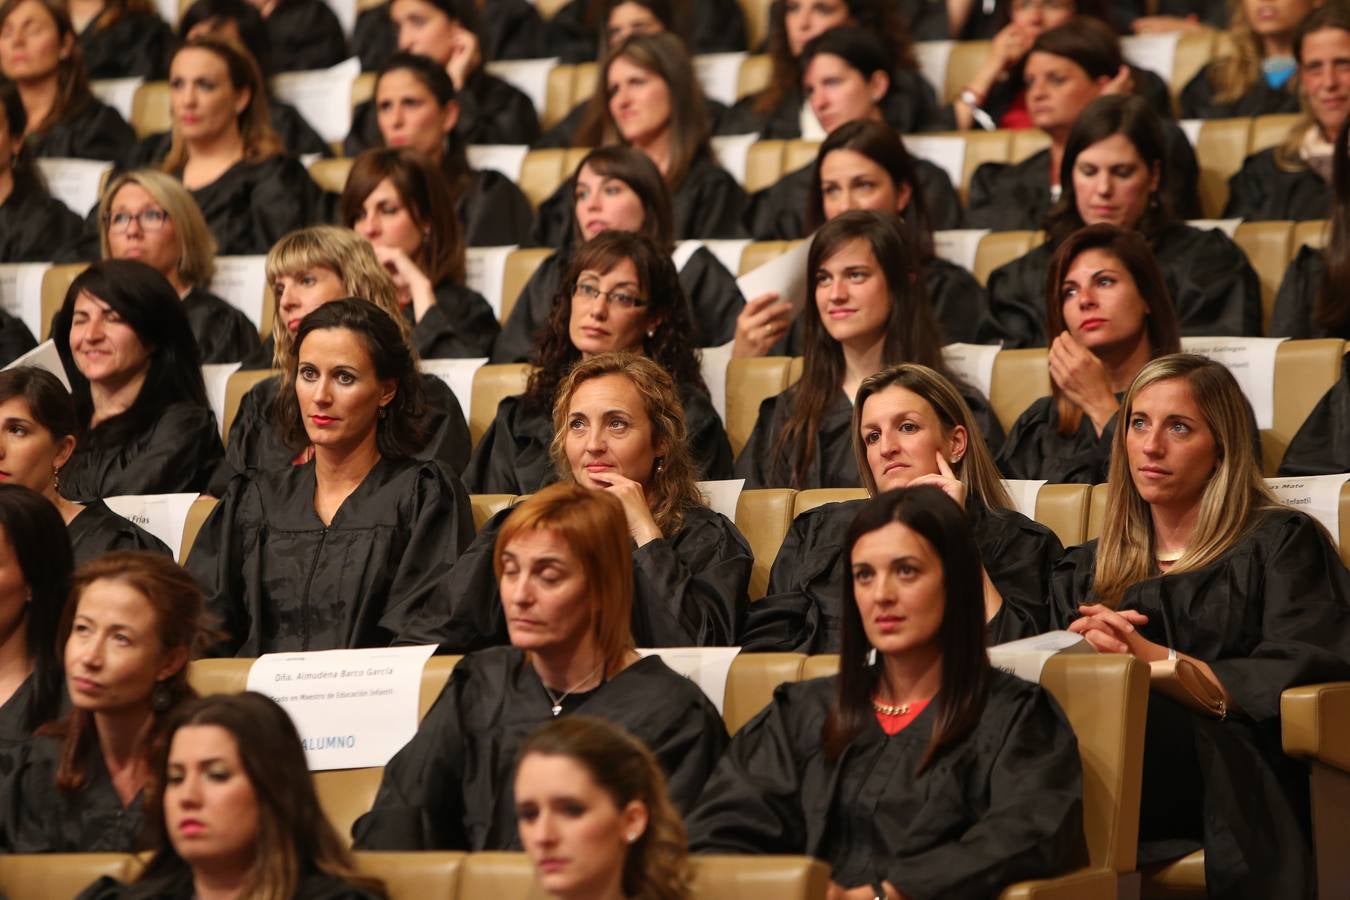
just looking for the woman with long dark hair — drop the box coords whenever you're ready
[688,487,1085,896]
[0,80,81,267]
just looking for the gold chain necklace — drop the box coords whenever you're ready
[872,698,911,716]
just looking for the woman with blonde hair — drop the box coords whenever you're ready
[99,169,259,364]
[406,351,751,651]
[356,482,729,851]
[208,225,470,495]
[744,362,1060,652]
[1051,353,1350,899]
[1180,0,1311,119]
[516,715,693,900]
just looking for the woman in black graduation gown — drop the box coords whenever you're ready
[255,0,347,73]
[52,260,224,500]
[354,0,546,73]
[354,482,729,851]
[159,36,328,256]
[1178,0,1307,118]
[467,230,733,493]
[985,95,1260,348]
[1051,354,1350,899]
[211,225,471,495]
[364,52,532,247]
[0,0,135,162]
[346,0,540,152]
[188,299,473,655]
[70,0,174,80]
[531,32,747,247]
[999,224,1182,484]
[739,120,984,356]
[736,210,1002,489]
[78,693,386,900]
[1224,4,1349,222]
[0,82,81,266]
[495,146,742,363]
[0,485,71,749]
[688,486,1086,896]
[0,551,218,853]
[0,367,169,564]
[99,170,261,364]
[406,352,750,650]
[341,148,499,358]
[745,363,1061,652]
[966,19,1200,231]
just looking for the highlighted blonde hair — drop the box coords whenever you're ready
[99,169,217,289]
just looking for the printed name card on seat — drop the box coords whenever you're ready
[270,57,363,145]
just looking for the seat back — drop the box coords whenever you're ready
[1086,482,1109,541]
[543,63,575,128]
[724,652,806,733]
[945,42,994,102]
[784,138,822,173]
[739,0,772,50]
[988,348,1050,432]
[724,356,795,455]
[973,230,1038,286]
[737,240,795,276]
[1249,113,1302,155]
[1294,219,1330,253]
[470,364,532,447]
[353,852,466,900]
[419,655,462,720]
[1033,482,1092,548]
[222,369,279,439]
[735,488,796,600]
[351,71,377,107]
[1193,117,1251,218]
[693,854,832,900]
[315,767,385,847]
[1232,220,1293,334]
[187,658,253,694]
[469,494,516,530]
[1039,654,1150,873]
[179,496,218,562]
[308,157,355,194]
[0,853,134,900]
[951,129,1014,202]
[1267,338,1346,474]
[1009,128,1051,163]
[570,62,599,110]
[737,53,774,100]
[130,81,170,137]
[517,149,568,210]
[1171,30,1217,103]
[745,139,787,193]
[40,262,87,340]
[501,248,554,323]
[801,653,839,681]
[793,488,867,518]
[458,851,540,898]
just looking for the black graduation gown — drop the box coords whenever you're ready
[1049,511,1350,899]
[984,224,1262,348]
[464,385,734,493]
[479,0,546,61]
[0,170,82,262]
[68,499,172,567]
[352,646,729,850]
[532,95,729,150]
[545,0,748,62]
[489,247,742,364]
[1278,351,1350,475]
[205,371,471,496]
[685,669,1087,896]
[997,395,1118,484]
[186,155,328,256]
[187,457,474,656]
[743,159,963,240]
[398,503,750,650]
[78,10,174,81]
[741,500,1060,652]
[716,72,943,139]
[0,735,145,853]
[352,4,396,72]
[78,870,382,900]
[1179,66,1301,119]
[24,98,135,163]
[266,0,349,73]
[457,167,533,248]
[0,307,36,367]
[237,334,275,371]
[59,401,224,502]
[0,675,34,748]
[183,287,261,364]
[1223,148,1330,222]
[345,68,540,154]
[410,281,499,359]
[734,384,1003,489]
[1270,245,1349,341]
[128,97,330,163]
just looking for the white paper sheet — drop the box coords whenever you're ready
[940,342,1002,400]
[90,77,142,122]
[210,256,270,332]
[1000,479,1047,521]
[672,240,701,272]
[321,0,357,37]
[5,340,70,390]
[901,136,966,197]
[700,239,752,277]
[464,245,518,321]
[1179,336,1287,429]
[0,262,51,338]
[484,57,561,117]
[987,630,1091,683]
[270,57,362,144]
[933,229,992,274]
[636,646,741,715]
[1179,118,1204,148]
[696,479,745,521]
[710,132,760,186]
[735,238,812,317]
[104,493,200,555]
[466,144,530,182]
[36,158,111,218]
[1186,218,1241,238]
[913,40,955,99]
[419,357,487,422]
[700,339,734,420]
[1265,474,1350,545]
[694,52,749,107]
[154,0,177,26]
[201,362,242,431]
[246,645,438,770]
[1121,32,1182,83]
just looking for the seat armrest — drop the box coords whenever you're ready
[1282,682,1350,772]
[999,866,1118,899]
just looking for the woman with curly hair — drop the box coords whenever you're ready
[1180,0,1311,118]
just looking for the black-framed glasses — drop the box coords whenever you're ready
[573,281,647,310]
[107,209,170,234]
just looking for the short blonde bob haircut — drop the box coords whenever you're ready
[495,482,636,676]
[264,225,409,368]
[99,169,217,290]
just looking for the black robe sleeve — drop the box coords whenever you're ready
[266,0,348,73]
[672,155,749,240]
[680,247,743,346]
[915,158,963,231]
[997,395,1117,484]
[189,156,328,256]
[683,384,735,480]
[974,505,1062,641]
[1155,224,1263,338]
[397,508,510,653]
[1180,66,1301,119]
[1132,65,1175,122]
[1223,148,1331,222]
[688,0,749,52]
[745,165,810,241]
[733,387,861,489]
[462,394,553,494]
[1278,353,1350,475]
[456,70,541,146]
[271,101,331,158]
[461,168,533,248]
[68,499,172,568]
[1269,245,1330,340]
[0,308,36,367]
[0,173,83,263]
[419,373,472,476]
[344,98,382,158]
[353,5,396,73]
[966,152,1052,232]
[25,99,135,163]
[78,11,173,80]
[183,288,262,364]
[881,68,944,133]
[60,402,224,502]
[734,392,789,489]
[541,0,595,64]
[413,281,500,359]
[526,179,570,249]
[490,253,561,364]
[925,257,992,346]
[480,0,546,60]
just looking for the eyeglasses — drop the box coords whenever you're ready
[107,209,170,234]
[573,282,647,310]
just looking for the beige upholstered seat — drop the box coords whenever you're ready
[735,488,796,600]
[724,652,806,732]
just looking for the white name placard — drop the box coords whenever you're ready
[420,357,487,423]
[0,262,51,339]
[1000,479,1047,521]
[1179,336,1287,429]
[1265,473,1350,545]
[484,57,561,117]
[1121,32,1182,83]
[934,229,992,274]
[913,40,955,99]
[466,145,530,182]
[699,339,735,421]
[988,630,1091,683]
[36,158,111,218]
[694,52,749,107]
[902,136,966,198]
[104,493,199,553]
[201,362,242,432]
[465,245,518,321]
[637,647,741,715]
[210,256,269,332]
[710,132,760,186]
[246,645,438,770]
[90,77,142,122]
[5,340,70,390]
[271,57,362,144]
[941,342,1002,400]
[696,479,745,521]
